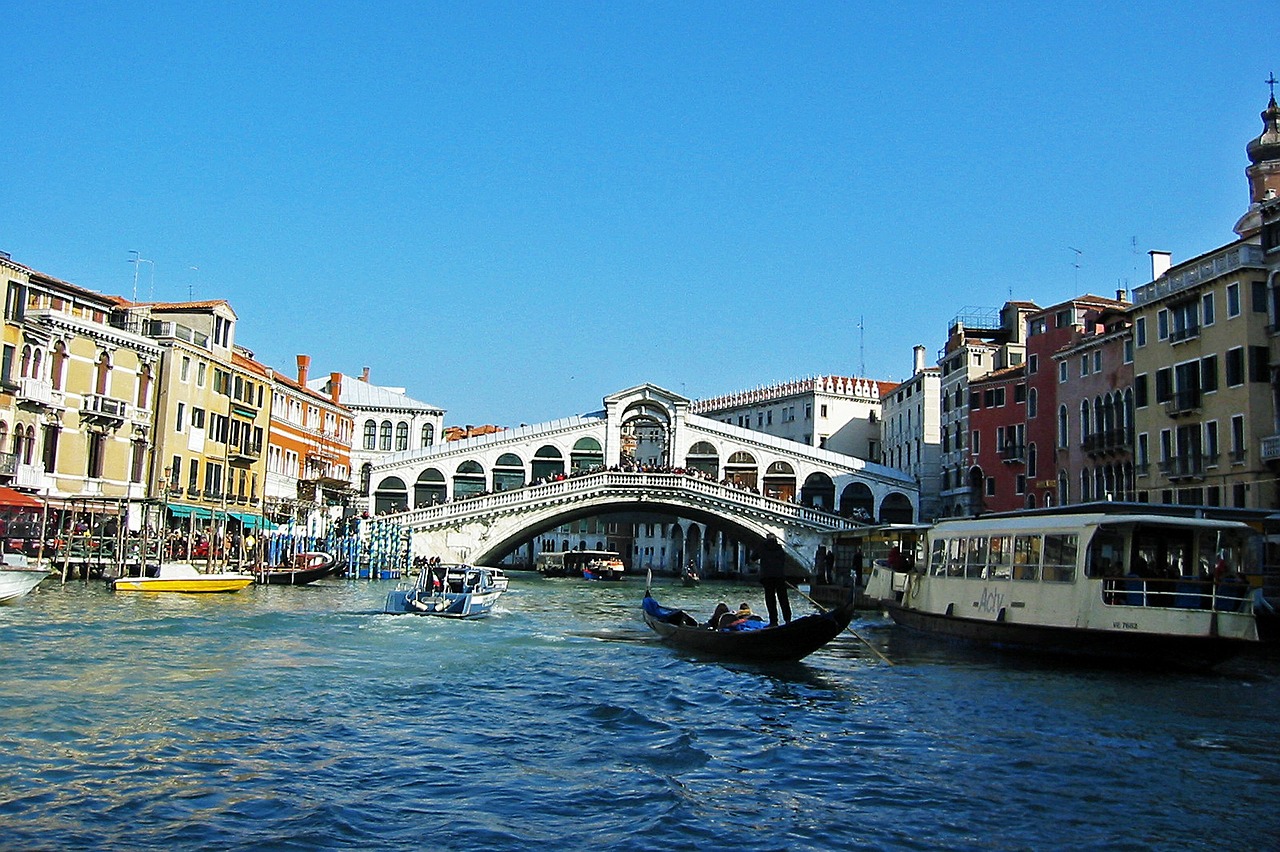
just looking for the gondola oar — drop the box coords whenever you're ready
[789,581,893,666]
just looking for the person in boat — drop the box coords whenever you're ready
[755,533,791,627]
[706,602,731,628]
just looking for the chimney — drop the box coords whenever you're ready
[1149,250,1172,280]
[912,345,926,375]
[329,371,342,404]
[1115,288,1127,302]
[361,366,370,383]
[296,354,311,386]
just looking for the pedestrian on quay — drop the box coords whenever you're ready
[755,533,791,626]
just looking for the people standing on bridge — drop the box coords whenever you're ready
[755,533,791,627]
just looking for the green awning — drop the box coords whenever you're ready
[167,505,213,520]
[232,512,264,529]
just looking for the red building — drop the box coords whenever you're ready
[1024,295,1130,508]
[966,365,1028,512]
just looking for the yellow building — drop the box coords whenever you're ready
[119,300,272,554]
[2,257,160,525]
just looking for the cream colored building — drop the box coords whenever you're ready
[2,257,160,528]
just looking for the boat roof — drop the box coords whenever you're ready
[930,512,1254,535]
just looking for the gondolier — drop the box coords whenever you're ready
[756,533,791,626]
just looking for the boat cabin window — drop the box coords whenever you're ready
[966,537,988,579]
[929,538,946,576]
[988,535,1013,580]
[1042,534,1078,582]
[1086,529,1127,578]
[1013,535,1040,581]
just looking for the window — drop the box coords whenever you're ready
[1134,374,1148,407]
[1093,351,1102,373]
[1231,415,1246,463]
[1123,337,1134,364]
[176,401,186,432]
[1250,346,1269,382]
[1201,355,1218,393]
[1057,406,1068,448]
[1135,316,1147,347]
[1080,355,1089,377]
[972,431,981,455]
[1154,368,1172,403]
[1028,354,1039,374]
[1205,420,1219,462]
[395,422,409,451]
[1227,282,1241,317]
[1202,293,1215,326]
[1028,387,1038,418]
[1226,347,1244,386]
[1252,280,1267,313]
[1157,309,1169,340]
[1059,361,1068,383]
[421,423,435,447]
[986,477,996,497]
[363,420,377,450]
[380,420,392,451]
[1043,534,1078,582]
[180,356,191,382]
[1137,433,1149,469]
[190,407,205,429]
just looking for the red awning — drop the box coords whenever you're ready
[0,487,43,509]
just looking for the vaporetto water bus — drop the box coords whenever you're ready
[864,510,1260,668]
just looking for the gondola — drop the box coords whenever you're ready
[254,551,339,586]
[641,577,855,663]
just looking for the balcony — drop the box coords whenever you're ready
[1169,324,1200,343]
[1158,455,1209,481]
[227,440,263,462]
[1132,243,1265,306]
[1162,390,1201,418]
[1083,428,1134,457]
[998,443,1025,463]
[16,377,60,408]
[145,320,210,349]
[14,464,47,490]
[1261,434,1280,462]
[81,394,128,422]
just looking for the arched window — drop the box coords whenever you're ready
[1057,406,1068,449]
[395,422,409,451]
[1080,400,1091,440]
[1057,470,1069,505]
[50,342,67,391]
[363,420,377,450]
[94,352,111,396]
[1028,386,1038,418]
[136,364,152,410]
[380,420,392,451]
[421,423,434,448]
[1028,442,1037,478]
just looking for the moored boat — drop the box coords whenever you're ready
[112,563,255,594]
[254,551,339,585]
[384,563,504,618]
[865,510,1259,669]
[642,581,855,663]
[0,553,53,605]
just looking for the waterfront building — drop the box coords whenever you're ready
[880,345,942,520]
[937,302,1038,517]
[691,374,893,462]
[1023,295,1132,509]
[306,368,444,513]
[0,258,161,529]
[965,364,1028,513]
[1120,88,1277,509]
[124,299,273,547]
[263,354,354,536]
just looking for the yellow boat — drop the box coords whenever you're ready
[112,563,254,593]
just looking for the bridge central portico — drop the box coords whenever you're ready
[369,383,918,572]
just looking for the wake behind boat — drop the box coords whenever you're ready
[642,576,855,663]
[865,510,1260,669]
[384,563,504,618]
[0,553,52,605]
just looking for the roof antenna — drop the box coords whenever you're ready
[1067,246,1082,290]
[857,315,865,376]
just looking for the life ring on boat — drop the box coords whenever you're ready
[906,573,922,602]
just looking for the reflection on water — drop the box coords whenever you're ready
[1,575,1279,850]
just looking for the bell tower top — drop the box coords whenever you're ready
[1234,75,1280,237]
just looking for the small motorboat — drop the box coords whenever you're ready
[642,576,855,663]
[254,551,339,585]
[0,553,52,605]
[112,563,254,594]
[384,563,504,618]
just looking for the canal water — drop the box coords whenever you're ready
[2,574,1278,851]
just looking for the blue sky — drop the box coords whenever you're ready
[5,2,1273,426]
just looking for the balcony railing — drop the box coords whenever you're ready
[1082,429,1134,456]
[16,377,57,407]
[1169,324,1201,343]
[998,443,1025,463]
[227,441,263,462]
[1162,390,1202,417]
[0,452,15,477]
[1261,434,1280,462]
[82,394,128,420]
[1158,455,1210,481]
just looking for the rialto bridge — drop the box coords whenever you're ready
[367,384,918,573]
